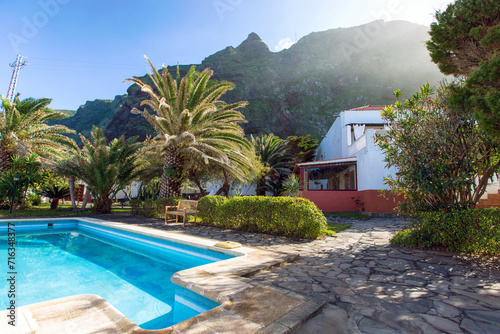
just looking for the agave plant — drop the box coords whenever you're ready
[283,174,303,197]
[125,57,250,198]
[38,185,70,210]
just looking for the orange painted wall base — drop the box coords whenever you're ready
[301,189,402,213]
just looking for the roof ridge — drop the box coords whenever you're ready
[347,105,386,111]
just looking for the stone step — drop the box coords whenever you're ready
[476,203,500,209]
[478,198,500,205]
[489,193,500,200]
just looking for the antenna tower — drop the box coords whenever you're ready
[6,55,28,103]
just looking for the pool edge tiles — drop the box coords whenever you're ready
[0,218,325,334]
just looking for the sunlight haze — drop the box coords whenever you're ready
[0,0,454,110]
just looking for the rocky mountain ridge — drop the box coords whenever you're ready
[58,20,445,141]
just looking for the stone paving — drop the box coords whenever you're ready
[77,214,500,333]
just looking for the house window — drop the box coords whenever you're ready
[307,164,356,190]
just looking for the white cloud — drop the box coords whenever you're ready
[274,37,295,52]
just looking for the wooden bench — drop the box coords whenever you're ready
[165,200,198,227]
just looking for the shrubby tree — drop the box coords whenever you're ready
[286,135,318,163]
[377,84,500,215]
[0,154,44,209]
[125,56,250,198]
[427,0,500,139]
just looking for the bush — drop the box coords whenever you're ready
[197,196,228,224]
[391,208,500,256]
[198,196,327,239]
[130,197,183,218]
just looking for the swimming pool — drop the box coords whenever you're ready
[0,219,238,330]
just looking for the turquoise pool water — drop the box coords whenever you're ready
[0,220,235,329]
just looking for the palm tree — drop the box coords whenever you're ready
[251,134,292,196]
[57,126,141,214]
[38,185,70,210]
[125,56,250,198]
[0,96,78,172]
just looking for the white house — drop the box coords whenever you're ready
[295,105,402,213]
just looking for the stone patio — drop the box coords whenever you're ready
[3,213,500,333]
[0,217,324,334]
[105,213,500,334]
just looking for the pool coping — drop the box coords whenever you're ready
[1,218,325,334]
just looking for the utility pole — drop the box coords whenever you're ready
[6,55,28,103]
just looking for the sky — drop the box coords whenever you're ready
[0,0,454,111]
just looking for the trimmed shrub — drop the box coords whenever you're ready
[130,197,183,218]
[197,195,227,224]
[391,208,500,256]
[198,196,327,239]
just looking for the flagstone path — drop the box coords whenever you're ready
[95,214,500,333]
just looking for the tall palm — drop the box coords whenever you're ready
[125,56,250,198]
[185,145,255,196]
[0,95,77,172]
[251,134,292,196]
[57,126,141,213]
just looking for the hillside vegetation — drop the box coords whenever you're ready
[58,20,445,141]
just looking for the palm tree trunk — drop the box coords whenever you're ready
[159,146,184,198]
[68,176,77,211]
[50,199,60,210]
[93,198,112,214]
[81,187,91,210]
[0,143,13,172]
[215,170,231,196]
[256,177,266,196]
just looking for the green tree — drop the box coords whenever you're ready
[57,126,141,214]
[251,134,292,196]
[286,135,318,163]
[0,154,45,209]
[427,0,500,139]
[125,56,250,198]
[376,84,500,216]
[0,96,78,172]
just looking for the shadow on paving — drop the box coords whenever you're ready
[5,213,500,333]
[95,213,500,333]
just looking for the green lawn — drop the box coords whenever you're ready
[324,211,370,220]
[0,203,131,217]
[325,222,351,236]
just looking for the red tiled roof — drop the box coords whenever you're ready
[347,105,386,111]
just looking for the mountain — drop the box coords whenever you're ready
[55,95,128,142]
[64,20,446,141]
[55,109,77,117]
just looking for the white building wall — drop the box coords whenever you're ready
[115,181,141,200]
[317,115,343,160]
[356,130,397,191]
[317,110,394,191]
[482,174,500,199]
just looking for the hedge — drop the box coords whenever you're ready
[130,198,183,218]
[391,208,500,256]
[198,195,327,239]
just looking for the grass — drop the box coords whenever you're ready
[325,222,351,236]
[324,211,370,220]
[0,203,131,217]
